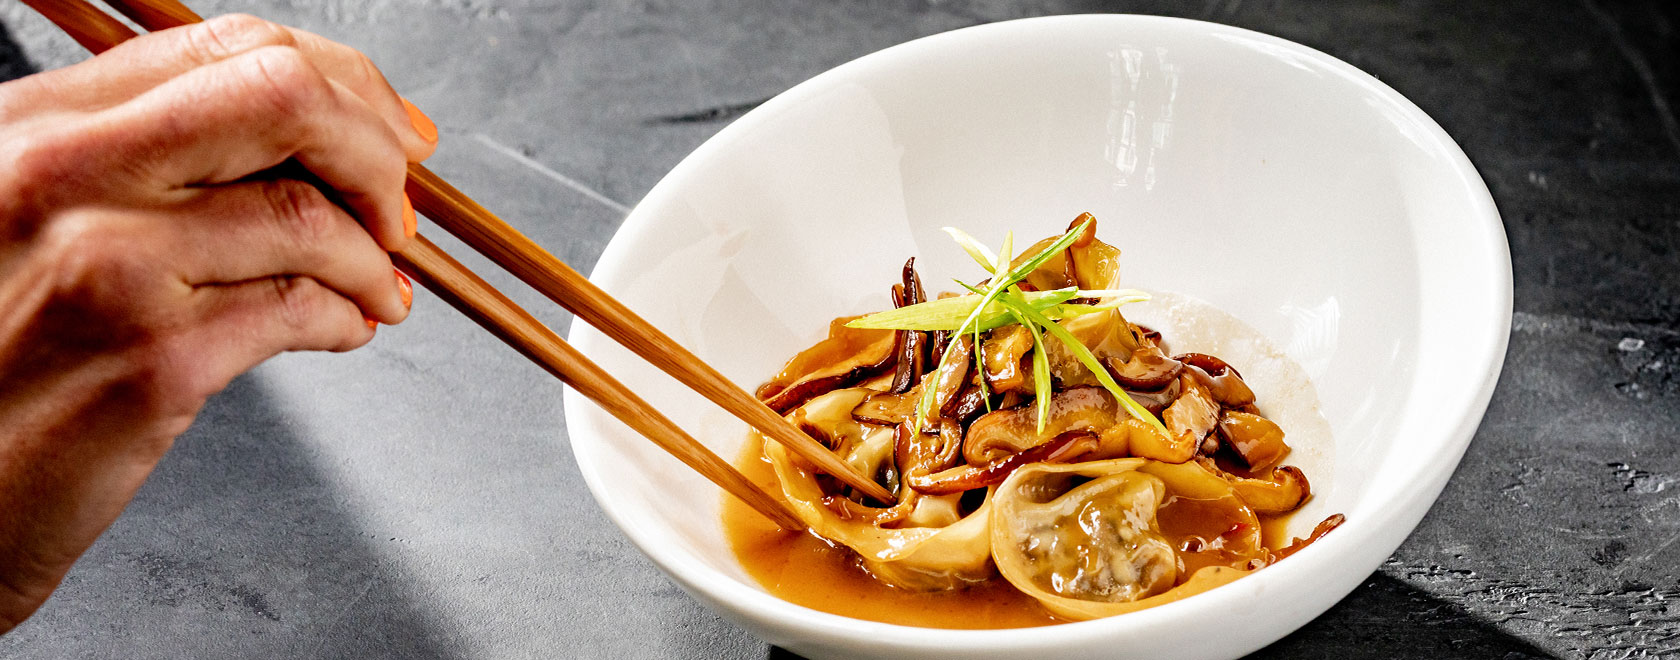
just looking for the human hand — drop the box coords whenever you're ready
[0,14,435,630]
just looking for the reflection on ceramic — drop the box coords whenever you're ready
[565,14,1510,660]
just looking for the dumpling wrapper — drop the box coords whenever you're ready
[767,388,995,591]
[1012,230,1144,389]
[991,458,1262,620]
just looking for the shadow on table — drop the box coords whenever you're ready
[0,375,466,658]
[764,573,1558,659]
[1247,573,1559,659]
[0,18,38,82]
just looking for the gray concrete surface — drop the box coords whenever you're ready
[1,1,1676,658]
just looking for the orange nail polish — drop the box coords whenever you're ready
[401,194,416,238]
[395,269,413,309]
[365,317,379,329]
[402,98,437,144]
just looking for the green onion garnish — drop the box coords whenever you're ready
[861,218,1159,435]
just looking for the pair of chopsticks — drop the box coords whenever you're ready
[24,0,898,530]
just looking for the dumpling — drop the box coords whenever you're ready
[990,458,1264,620]
[766,388,994,591]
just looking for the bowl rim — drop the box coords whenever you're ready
[565,12,1512,652]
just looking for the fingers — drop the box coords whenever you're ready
[277,27,437,162]
[181,275,379,394]
[84,45,413,250]
[3,14,435,162]
[164,178,410,324]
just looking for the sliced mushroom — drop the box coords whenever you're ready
[1175,352,1257,408]
[1068,212,1098,248]
[1134,323,1163,344]
[825,418,973,525]
[889,259,928,394]
[963,386,1118,465]
[1103,348,1183,391]
[908,430,1098,495]
[982,325,1035,394]
[932,334,974,415]
[896,421,963,484]
[852,335,973,427]
[927,329,951,368]
[1162,375,1219,451]
[1217,411,1290,471]
[1175,352,1242,378]
[852,384,921,426]
[1197,458,1310,514]
[1125,378,1183,416]
[942,383,987,427]
[757,316,897,413]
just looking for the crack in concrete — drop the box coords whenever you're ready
[467,132,630,215]
[1577,0,1680,159]
[1512,311,1680,341]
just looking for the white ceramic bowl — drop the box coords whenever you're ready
[565,14,1510,660]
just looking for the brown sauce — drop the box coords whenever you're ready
[722,434,1304,629]
[1155,495,1256,575]
[722,434,1060,629]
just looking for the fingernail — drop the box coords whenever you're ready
[401,194,416,238]
[395,269,413,309]
[402,98,437,144]
[365,317,379,329]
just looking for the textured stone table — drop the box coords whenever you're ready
[2,1,1676,658]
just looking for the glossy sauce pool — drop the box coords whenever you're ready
[722,434,1303,629]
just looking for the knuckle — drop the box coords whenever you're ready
[31,214,173,352]
[269,275,324,333]
[271,277,366,352]
[191,14,294,61]
[346,51,381,91]
[43,213,131,289]
[240,46,328,123]
[260,179,341,253]
[2,128,79,201]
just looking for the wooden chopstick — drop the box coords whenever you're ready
[101,0,892,507]
[27,0,819,530]
[104,0,886,522]
[97,0,196,29]
[394,236,807,531]
[21,0,135,53]
[404,169,897,503]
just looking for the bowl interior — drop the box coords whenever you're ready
[567,15,1507,658]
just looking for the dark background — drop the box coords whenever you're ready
[1,1,1676,658]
